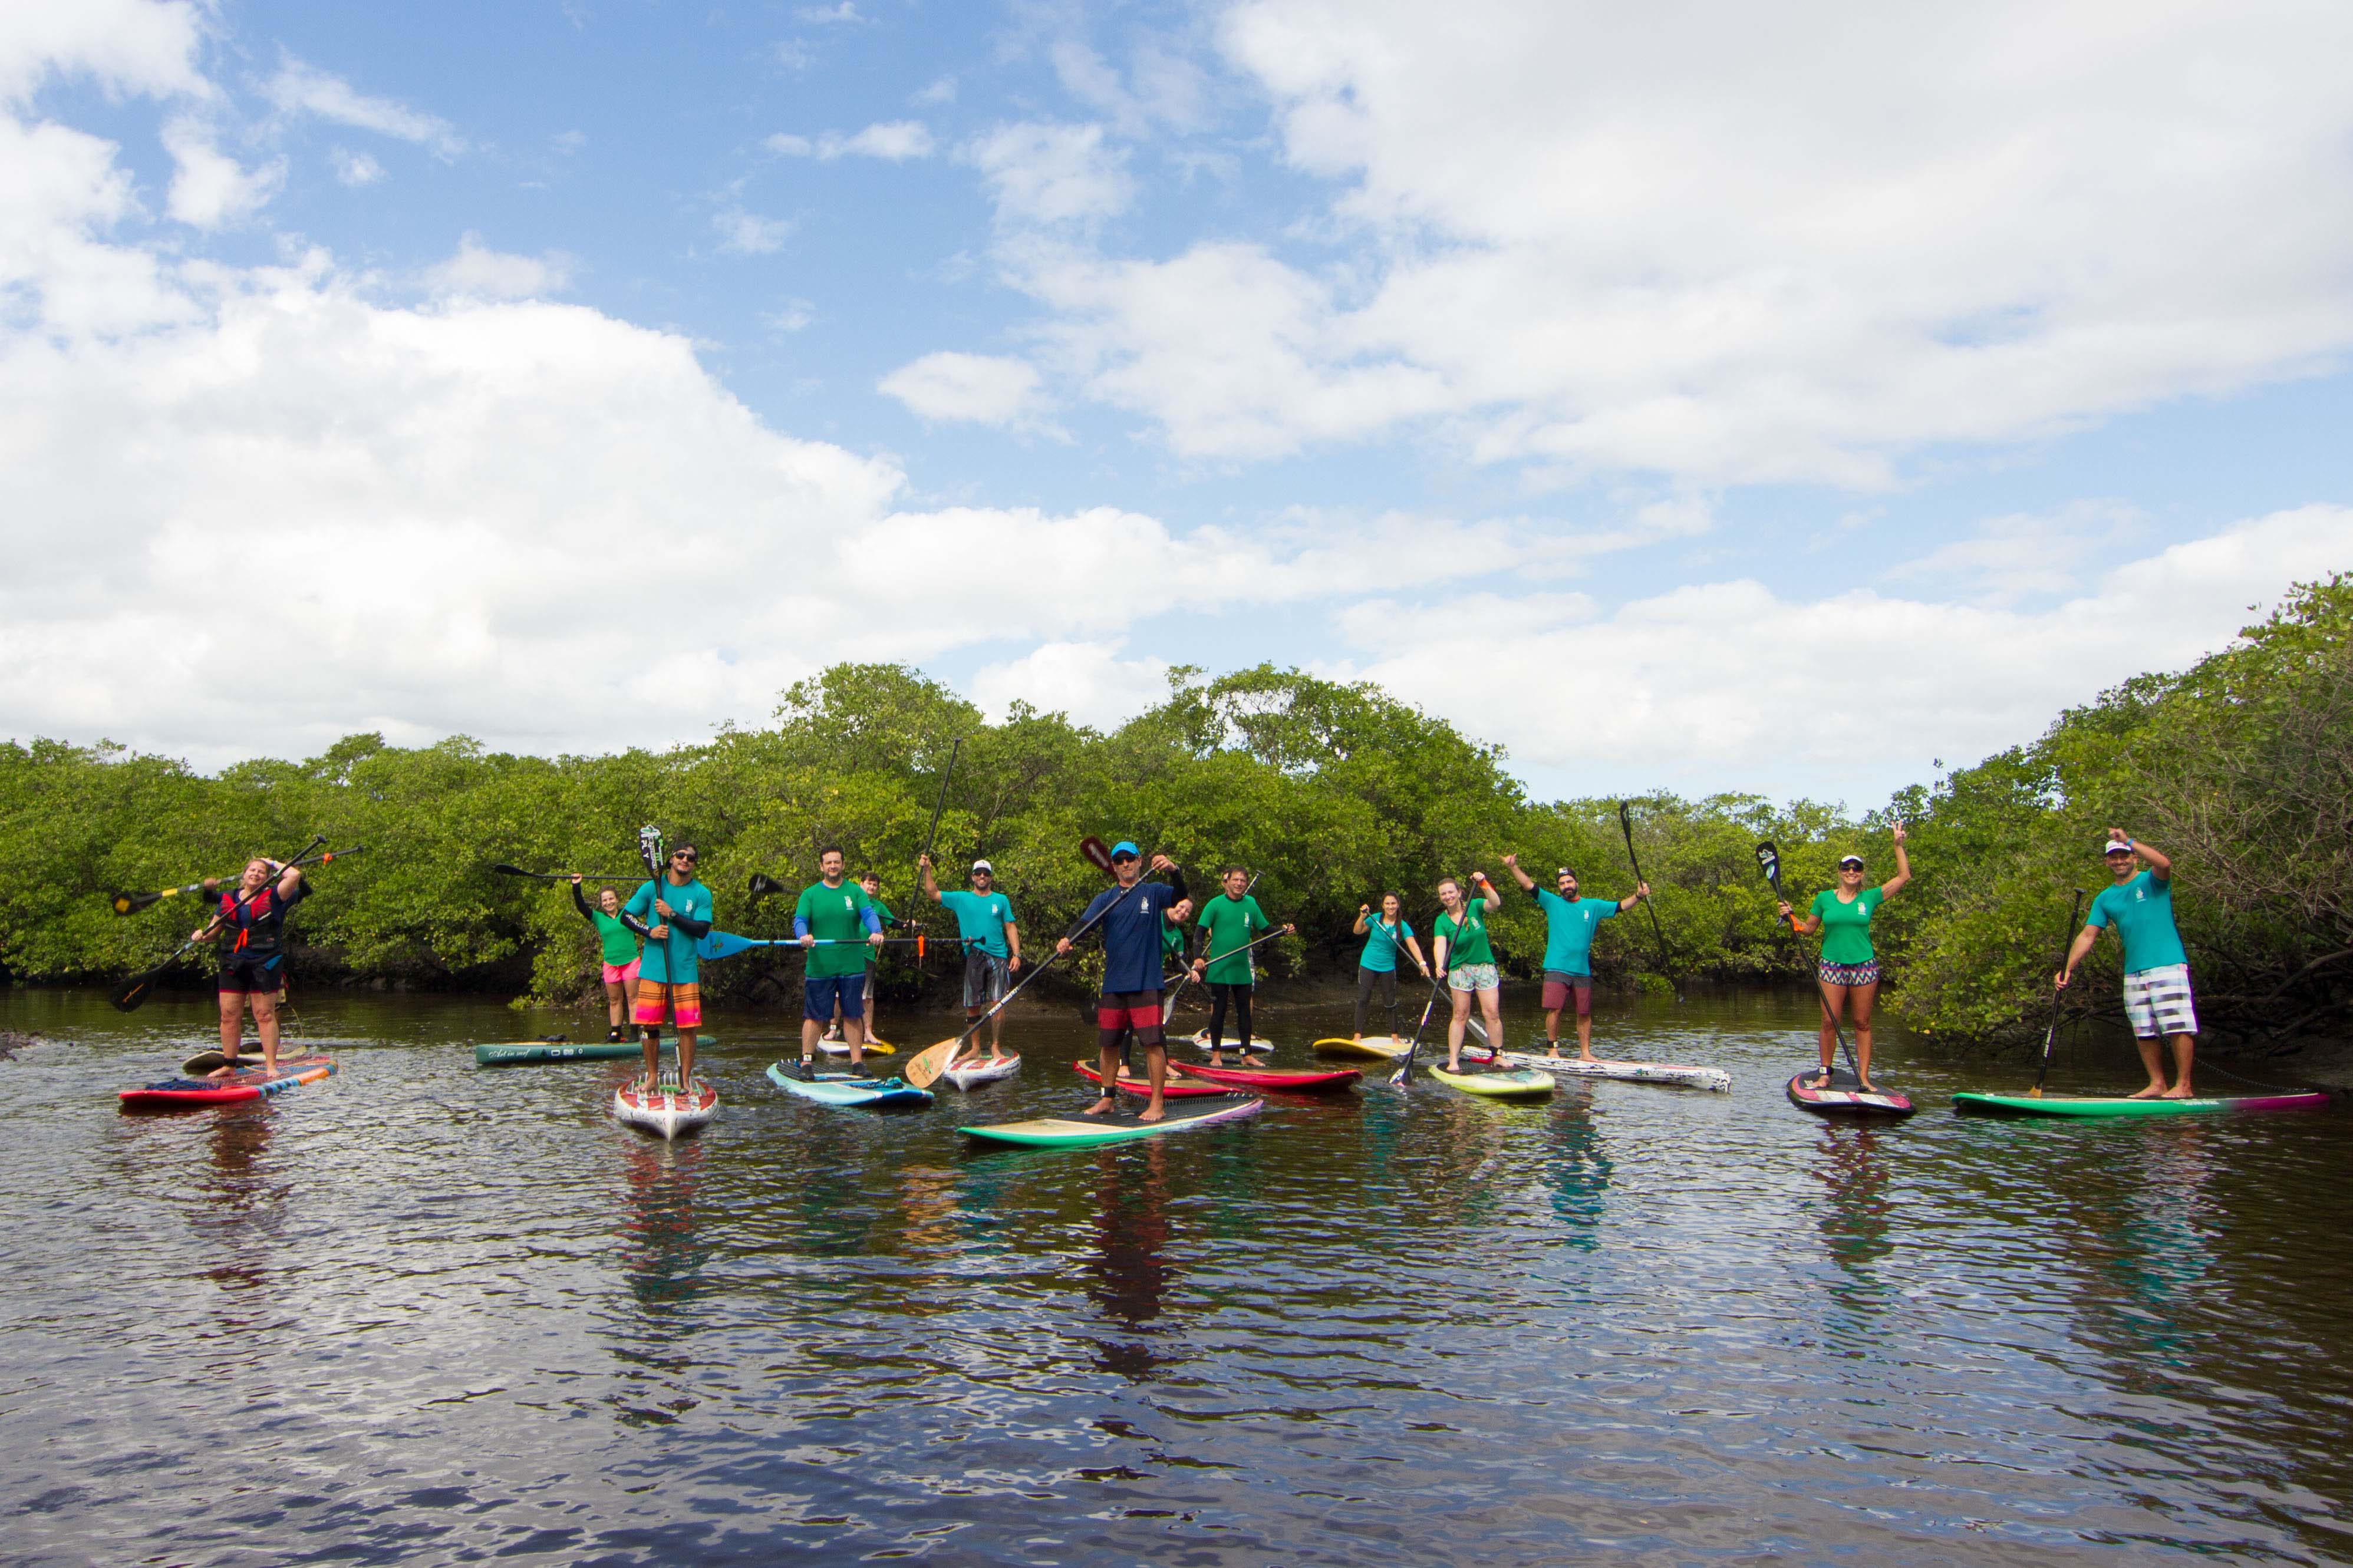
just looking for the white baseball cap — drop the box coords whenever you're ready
[971,859,993,873]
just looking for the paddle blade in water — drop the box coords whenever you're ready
[109,972,159,1012]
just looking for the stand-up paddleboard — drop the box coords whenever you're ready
[1787,1069,1915,1118]
[474,1038,679,1067]
[1498,1051,1731,1093]
[1954,1089,2329,1118]
[613,1078,717,1138]
[1428,1064,1556,1100]
[766,1063,933,1108]
[937,1052,1021,1090]
[818,1036,895,1057]
[121,1055,336,1111]
[963,1094,1262,1150]
[1073,1061,1228,1098]
[1314,1036,1495,1064]
[1188,1029,1273,1054]
[1171,1061,1360,1093]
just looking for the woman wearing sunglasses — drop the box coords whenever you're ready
[1777,823,1909,1092]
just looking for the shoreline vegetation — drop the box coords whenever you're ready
[2,577,2343,1049]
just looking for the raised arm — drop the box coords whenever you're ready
[1474,872,1502,912]
[2110,826,2171,879]
[570,876,598,925]
[1352,904,1372,935]
[1617,881,1649,913]
[918,854,943,903]
[1501,853,1536,893]
[273,861,304,900]
[1879,823,1912,897]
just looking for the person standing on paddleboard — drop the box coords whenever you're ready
[823,871,895,1045]
[1433,872,1505,1072]
[1057,841,1188,1120]
[792,848,887,1078]
[1191,867,1294,1067]
[1503,854,1647,1061]
[1350,892,1431,1042]
[625,843,714,1094]
[2057,830,2200,1099]
[921,854,1021,1065]
[571,876,641,1042]
[1777,823,1910,1093]
[193,856,309,1078]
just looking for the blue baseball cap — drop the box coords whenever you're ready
[1109,840,1141,859]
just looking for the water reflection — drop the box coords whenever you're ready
[1544,1105,1612,1247]
[1082,1142,1176,1382]
[616,1132,709,1321]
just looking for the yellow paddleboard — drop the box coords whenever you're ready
[1428,1065,1555,1100]
[1313,1035,1410,1060]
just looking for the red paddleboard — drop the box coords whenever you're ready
[1171,1062,1360,1092]
[119,1054,336,1110]
[1072,1061,1229,1098]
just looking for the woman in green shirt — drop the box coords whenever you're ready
[572,874,644,1042]
[1776,823,1910,1092]
[1433,872,1504,1073]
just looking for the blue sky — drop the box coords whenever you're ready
[3,1,2348,808]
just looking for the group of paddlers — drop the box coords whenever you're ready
[190,824,2203,1115]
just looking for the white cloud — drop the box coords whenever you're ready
[1884,500,2140,606]
[964,1,2353,481]
[913,75,956,107]
[962,122,1133,227]
[762,298,816,333]
[161,118,284,228]
[1340,505,2353,799]
[264,55,463,159]
[765,120,935,161]
[971,641,1173,729]
[422,234,571,299]
[714,209,792,255]
[796,2,863,21]
[0,0,207,103]
[877,351,1047,427]
[330,147,384,187]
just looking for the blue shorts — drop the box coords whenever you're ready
[803,972,866,1022]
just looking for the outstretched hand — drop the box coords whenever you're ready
[1890,821,1907,845]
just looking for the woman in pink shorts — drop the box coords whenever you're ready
[573,876,644,1042]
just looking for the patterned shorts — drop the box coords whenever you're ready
[2123,963,2197,1039]
[1449,962,1500,993]
[963,949,1011,1009]
[1818,960,1880,988]
[632,976,703,1029]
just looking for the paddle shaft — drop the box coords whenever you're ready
[495,864,650,882]
[2029,889,2088,1097]
[961,856,1162,1048]
[1617,802,1682,1001]
[1389,912,1455,1087]
[907,736,963,957]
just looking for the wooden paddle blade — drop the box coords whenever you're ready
[905,1038,956,1088]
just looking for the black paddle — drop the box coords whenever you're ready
[1388,911,1455,1087]
[1755,840,1861,1087]
[493,862,651,883]
[109,835,325,1012]
[907,736,963,953]
[2029,889,2088,1098]
[1617,802,1683,1001]
[111,834,329,916]
[905,836,1162,1088]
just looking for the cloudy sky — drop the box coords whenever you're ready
[3,1,2347,807]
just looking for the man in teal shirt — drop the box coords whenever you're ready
[622,842,714,1094]
[920,853,1022,1064]
[1504,853,1647,1060]
[2058,828,2199,1098]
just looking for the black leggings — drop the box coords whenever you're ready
[1353,966,1399,1034]
[1207,982,1253,1048]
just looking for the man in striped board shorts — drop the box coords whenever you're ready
[2056,828,2199,1098]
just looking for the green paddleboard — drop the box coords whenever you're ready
[1954,1090,2329,1118]
[474,1038,695,1066]
[962,1094,1261,1148]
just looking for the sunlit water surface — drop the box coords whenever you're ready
[2,986,2348,1565]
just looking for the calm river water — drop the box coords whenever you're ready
[3,986,2348,1565]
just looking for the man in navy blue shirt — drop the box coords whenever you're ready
[1057,841,1188,1120]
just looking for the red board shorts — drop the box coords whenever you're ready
[632,975,703,1029]
[1540,970,1593,1016]
[1097,990,1165,1052]
[602,956,642,986]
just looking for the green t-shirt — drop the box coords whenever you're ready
[1809,886,1884,965]
[795,880,876,978]
[1195,893,1268,985]
[2087,871,2187,974]
[591,908,639,967]
[1435,902,1494,969]
[1161,919,1187,960]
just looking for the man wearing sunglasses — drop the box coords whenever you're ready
[624,842,714,1094]
[1056,840,1188,1120]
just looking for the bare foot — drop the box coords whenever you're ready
[1138,1101,1165,1122]
[1545,1047,1561,1059]
[207,1061,241,1081]
[2127,1084,2167,1100]
[1578,1052,1599,1064]
[1083,1095,1116,1116]
[1805,1069,1833,1091]
[2161,1085,2196,1100]
[1857,1081,1879,1095]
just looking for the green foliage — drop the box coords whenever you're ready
[5,589,2345,1047]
